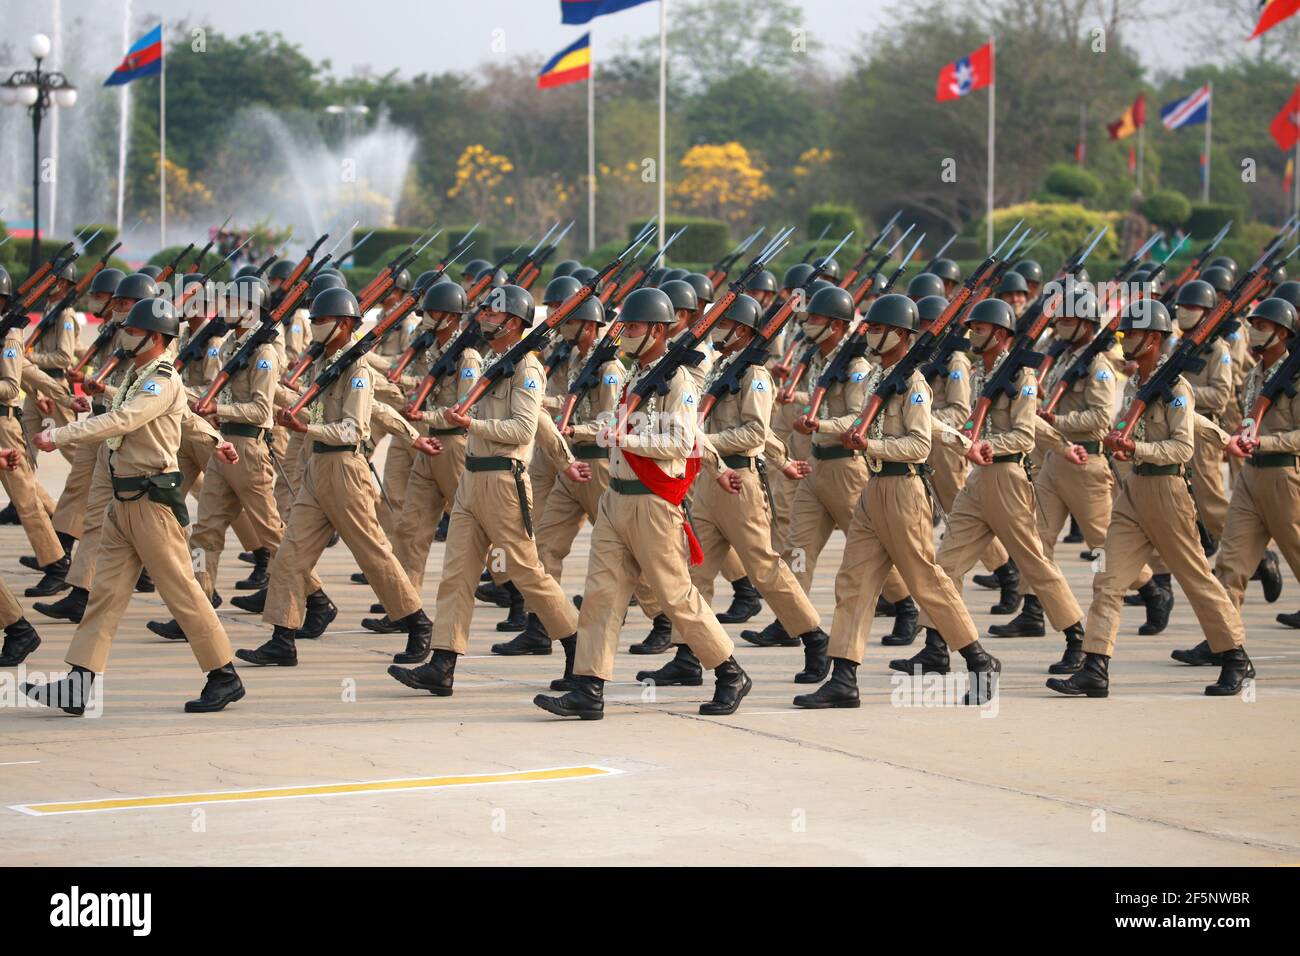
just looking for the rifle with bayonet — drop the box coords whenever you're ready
[799,223,831,264]
[1,247,82,338]
[335,229,375,270]
[516,222,574,291]
[24,240,124,354]
[922,233,958,274]
[705,227,764,287]
[611,224,678,303]
[189,215,232,271]
[1160,221,1233,306]
[354,223,441,308]
[171,235,269,371]
[839,210,901,292]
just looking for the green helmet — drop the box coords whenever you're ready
[964,298,1015,331]
[89,267,125,297]
[552,259,582,279]
[746,269,778,294]
[809,278,838,299]
[1207,255,1238,276]
[661,268,689,284]
[1200,266,1233,295]
[931,258,961,284]
[647,267,669,287]
[565,295,607,327]
[1129,267,1163,296]
[307,273,346,305]
[233,264,258,279]
[485,284,536,326]
[571,266,599,285]
[807,286,854,323]
[1119,299,1172,334]
[1247,297,1299,335]
[1013,260,1043,286]
[619,287,675,325]
[421,278,469,316]
[1061,288,1100,324]
[392,268,413,293]
[124,297,179,338]
[1270,280,1300,310]
[543,275,583,306]
[0,265,10,299]
[995,271,1029,295]
[115,273,160,302]
[1174,279,1216,311]
[906,272,946,301]
[916,294,948,325]
[54,259,80,283]
[782,263,814,290]
[229,274,270,315]
[865,293,919,332]
[267,259,296,283]
[462,258,492,279]
[310,287,361,320]
[722,293,762,330]
[320,267,347,286]
[813,256,841,281]
[683,273,715,305]
[1268,262,1288,284]
[658,279,698,314]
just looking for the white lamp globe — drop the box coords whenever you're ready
[29,33,52,60]
[18,85,39,107]
[54,86,77,108]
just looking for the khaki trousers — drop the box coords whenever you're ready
[52,438,97,539]
[23,389,74,463]
[689,465,819,636]
[66,446,113,591]
[1084,473,1245,657]
[432,468,579,653]
[536,455,607,582]
[190,433,287,597]
[264,449,420,629]
[392,432,467,589]
[0,577,24,628]
[1033,450,1113,557]
[1187,432,1229,540]
[177,430,260,554]
[377,437,415,539]
[574,490,735,681]
[928,439,1009,571]
[830,475,980,662]
[1215,462,1300,608]
[275,429,306,523]
[937,462,1083,630]
[529,442,561,539]
[0,413,63,566]
[67,497,233,674]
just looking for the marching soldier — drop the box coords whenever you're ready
[23,259,80,463]
[24,298,247,714]
[237,287,439,667]
[387,284,585,696]
[1048,299,1251,697]
[1013,259,1044,300]
[795,294,999,707]
[995,270,1030,320]
[0,447,43,665]
[930,258,962,298]
[531,287,752,719]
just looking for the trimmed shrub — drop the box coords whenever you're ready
[1186,203,1243,239]
[806,204,864,244]
[1142,190,1192,232]
[1043,163,1102,202]
[627,217,729,265]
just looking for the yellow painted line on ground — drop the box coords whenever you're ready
[9,765,622,816]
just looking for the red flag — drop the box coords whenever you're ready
[1251,0,1300,40]
[1128,145,1137,173]
[1108,93,1146,140]
[935,42,994,102]
[1272,85,1300,152]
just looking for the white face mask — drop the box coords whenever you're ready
[119,330,146,350]
[804,320,832,344]
[1249,325,1279,353]
[560,323,583,344]
[1176,306,1204,331]
[866,328,901,356]
[1121,332,1149,360]
[310,321,337,344]
[969,331,998,354]
[480,316,509,341]
[618,332,650,360]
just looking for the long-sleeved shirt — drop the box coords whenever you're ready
[1127,372,1195,467]
[1040,348,1116,443]
[214,335,278,429]
[704,362,773,459]
[969,352,1037,458]
[178,320,227,400]
[0,329,27,407]
[863,369,932,465]
[28,307,78,370]
[928,351,972,430]
[1182,336,1233,419]
[812,352,871,448]
[1241,356,1300,455]
[612,363,710,481]
[304,357,414,447]
[465,351,546,461]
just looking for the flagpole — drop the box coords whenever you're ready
[658,0,667,251]
[115,0,131,235]
[587,40,596,253]
[159,17,166,249]
[1137,103,1145,193]
[986,35,995,253]
[1203,82,1212,203]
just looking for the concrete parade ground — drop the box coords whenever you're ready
[0,447,1297,867]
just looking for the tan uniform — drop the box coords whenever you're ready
[830,370,980,662]
[23,306,78,462]
[55,358,234,674]
[1084,374,1245,656]
[264,358,422,630]
[372,311,422,530]
[430,351,580,653]
[0,329,64,566]
[1182,336,1234,539]
[935,357,1084,630]
[1222,326,1251,482]
[573,363,735,681]
[0,577,24,629]
[1214,356,1300,606]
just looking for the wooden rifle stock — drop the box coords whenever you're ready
[16,241,74,297]
[556,318,624,431]
[282,342,323,389]
[25,253,115,353]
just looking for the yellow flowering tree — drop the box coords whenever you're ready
[447,144,515,220]
[671,142,772,225]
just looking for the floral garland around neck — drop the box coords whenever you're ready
[107,354,167,450]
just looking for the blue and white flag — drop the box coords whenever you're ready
[1161,84,1211,131]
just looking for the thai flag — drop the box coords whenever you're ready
[1160,84,1211,131]
[104,25,162,86]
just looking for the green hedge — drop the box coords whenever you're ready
[349,228,429,267]
[76,224,120,261]
[1141,190,1191,231]
[1043,163,1102,202]
[628,217,729,265]
[806,204,864,246]
[147,245,234,280]
[1186,203,1243,239]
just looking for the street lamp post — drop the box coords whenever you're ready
[1,33,78,274]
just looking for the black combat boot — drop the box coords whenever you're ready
[629,613,673,654]
[33,586,87,623]
[1171,639,1225,667]
[299,590,337,639]
[147,619,187,642]
[1046,652,1109,697]
[636,645,703,686]
[875,595,897,617]
[1126,572,1172,613]
[25,553,70,598]
[716,576,762,623]
[1063,516,1083,544]
[236,626,298,666]
[890,627,950,675]
[495,583,528,632]
[1254,550,1282,603]
[22,665,95,716]
[184,663,246,713]
[1048,622,1086,675]
[475,579,512,607]
[491,613,551,655]
[1277,609,1300,628]
[987,593,1045,637]
[361,614,406,634]
[700,657,751,715]
[973,558,1015,591]
[960,641,1001,705]
[237,551,256,564]
[792,657,859,709]
[236,548,270,590]
[210,590,222,609]
[350,571,368,585]
[1205,647,1255,697]
[19,555,41,571]
[392,610,432,664]
[549,635,578,691]
[388,648,457,696]
[136,568,155,593]
[1137,578,1174,635]
[0,502,19,524]
[739,618,800,647]
[794,628,830,683]
[989,560,1022,614]
[434,512,450,542]
[231,587,266,614]
[533,673,604,719]
[0,617,41,666]
[881,596,918,646]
